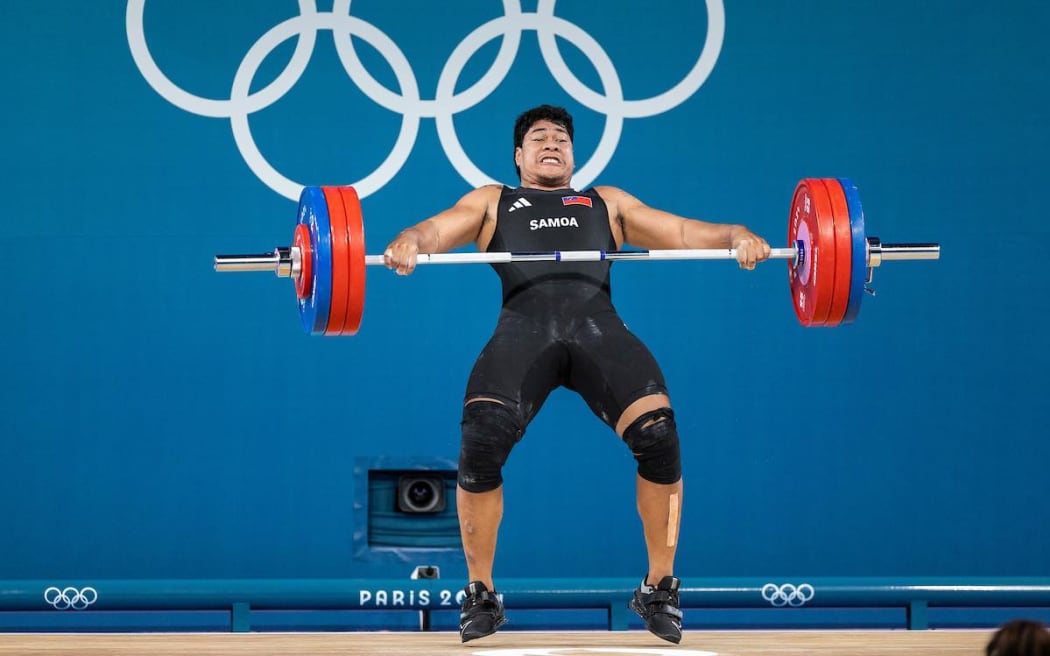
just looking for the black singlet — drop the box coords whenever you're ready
[464,186,668,430]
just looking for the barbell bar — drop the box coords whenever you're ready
[215,244,937,268]
[214,179,940,335]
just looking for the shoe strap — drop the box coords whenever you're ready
[645,589,677,603]
[647,600,684,620]
[641,589,683,620]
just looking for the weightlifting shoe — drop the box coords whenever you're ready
[459,581,507,642]
[628,575,683,644]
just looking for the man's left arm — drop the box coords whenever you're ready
[597,185,771,270]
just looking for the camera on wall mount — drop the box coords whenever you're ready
[364,466,458,549]
[396,474,447,514]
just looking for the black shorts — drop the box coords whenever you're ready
[464,286,668,431]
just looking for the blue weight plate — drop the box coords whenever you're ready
[296,186,333,335]
[837,178,867,323]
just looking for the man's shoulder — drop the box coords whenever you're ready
[459,184,506,203]
[592,184,627,198]
[472,183,508,193]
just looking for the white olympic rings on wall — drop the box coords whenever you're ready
[761,582,815,608]
[125,0,724,200]
[43,586,99,610]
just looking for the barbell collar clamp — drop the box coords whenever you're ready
[862,238,941,294]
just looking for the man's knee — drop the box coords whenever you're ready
[458,401,523,493]
[621,408,681,484]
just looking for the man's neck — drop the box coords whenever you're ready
[519,179,572,191]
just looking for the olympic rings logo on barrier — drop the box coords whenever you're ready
[761,582,815,608]
[125,0,725,200]
[43,586,99,610]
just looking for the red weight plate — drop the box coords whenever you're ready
[808,180,840,326]
[338,185,366,335]
[817,179,854,327]
[322,186,350,335]
[787,179,837,326]
[293,223,312,300]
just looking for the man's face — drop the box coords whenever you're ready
[515,119,574,188]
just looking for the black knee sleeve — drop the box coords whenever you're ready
[621,408,681,484]
[458,401,523,493]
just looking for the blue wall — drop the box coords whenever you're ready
[1,0,1048,587]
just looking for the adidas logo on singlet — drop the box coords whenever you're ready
[507,197,532,212]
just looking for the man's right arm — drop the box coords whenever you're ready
[383,185,498,275]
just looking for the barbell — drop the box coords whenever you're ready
[213,179,940,335]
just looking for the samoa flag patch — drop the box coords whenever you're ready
[562,195,593,208]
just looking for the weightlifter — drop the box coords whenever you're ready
[382,104,771,643]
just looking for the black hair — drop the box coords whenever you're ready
[987,619,1050,656]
